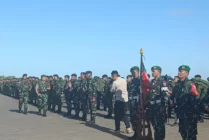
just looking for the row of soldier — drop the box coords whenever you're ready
[1,65,209,140]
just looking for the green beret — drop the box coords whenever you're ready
[151,66,162,72]
[53,74,58,77]
[130,66,139,72]
[178,65,190,72]
[22,74,27,77]
[41,75,46,79]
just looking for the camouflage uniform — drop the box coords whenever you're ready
[52,78,65,113]
[86,71,97,124]
[128,77,140,133]
[104,79,114,117]
[71,79,80,118]
[19,78,32,114]
[63,77,71,115]
[78,78,88,120]
[146,66,167,140]
[172,65,199,140]
[36,79,49,116]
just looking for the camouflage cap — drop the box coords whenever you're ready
[178,65,190,72]
[130,66,139,72]
[151,66,162,72]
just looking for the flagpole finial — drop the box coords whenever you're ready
[140,48,144,54]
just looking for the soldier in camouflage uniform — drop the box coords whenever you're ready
[128,66,140,139]
[102,74,108,111]
[172,65,199,140]
[85,71,97,124]
[70,74,80,119]
[146,66,168,140]
[36,75,50,117]
[19,74,32,114]
[52,74,65,113]
[78,72,88,121]
[103,74,114,118]
[63,75,71,116]
[47,76,53,110]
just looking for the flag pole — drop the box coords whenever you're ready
[140,48,145,136]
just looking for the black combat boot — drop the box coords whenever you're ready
[82,113,87,121]
[38,109,41,115]
[51,106,55,112]
[56,106,62,114]
[23,109,27,115]
[18,107,22,113]
[86,118,95,125]
[104,114,112,119]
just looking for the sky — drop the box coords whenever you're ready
[0,0,209,79]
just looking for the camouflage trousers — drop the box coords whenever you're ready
[150,111,166,140]
[105,94,115,115]
[81,95,88,118]
[179,118,197,140]
[88,96,97,120]
[37,94,48,112]
[19,92,29,111]
[73,96,81,115]
[65,93,71,113]
[129,99,140,131]
[47,91,53,109]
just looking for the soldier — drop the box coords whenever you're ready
[104,75,114,118]
[102,74,108,111]
[128,66,140,139]
[85,71,97,124]
[52,74,64,113]
[35,75,50,117]
[19,74,32,114]
[170,76,179,126]
[146,66,168,140]
[47,76,53,110]
[70,73,80,119]
[79,72,88,121]
[63,75,71,116]
[172,65,199,140]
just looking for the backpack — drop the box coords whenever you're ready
[93,78,105,92]
[191,78,209,101]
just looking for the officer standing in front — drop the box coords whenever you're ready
[146,66,168,140]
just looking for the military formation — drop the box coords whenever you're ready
[1,65,209,140]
